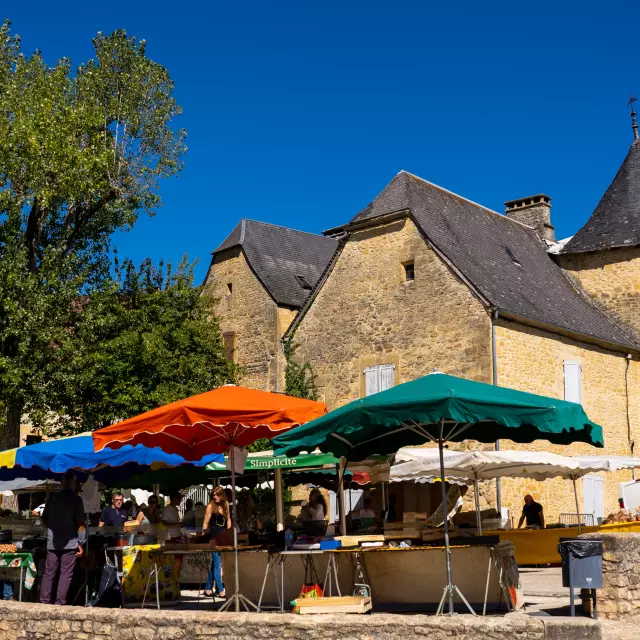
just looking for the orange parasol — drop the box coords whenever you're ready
[92,385,327,461]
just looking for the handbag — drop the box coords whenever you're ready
[296,556,324,601]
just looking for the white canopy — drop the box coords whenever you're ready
[391,448,640,483]
[391,448,640,534]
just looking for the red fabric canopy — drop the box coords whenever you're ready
[92,385,327,461]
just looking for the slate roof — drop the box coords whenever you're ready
[562,140,640,254]
[213,219,338,308]
[333,171,638,350]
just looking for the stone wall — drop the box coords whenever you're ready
[292,217,493,410]
[0,602,600,640]
[496,318,640,523]
[580,532,640,619]
[205,248,290,392]
[558,246,640,337]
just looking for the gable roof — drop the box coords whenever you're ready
[562,140,640,254]
[304,171,637,350]
[212,219,338,308]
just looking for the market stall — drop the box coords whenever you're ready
[272,372,603,616]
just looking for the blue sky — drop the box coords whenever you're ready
[7,1,640,282]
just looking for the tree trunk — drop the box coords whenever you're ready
[1,401,23,450]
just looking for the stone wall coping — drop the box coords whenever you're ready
[0,603,602,640]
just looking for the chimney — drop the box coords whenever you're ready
[504,194,555,243]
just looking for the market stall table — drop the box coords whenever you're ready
[223,542,507,613]
[0,552,36,601]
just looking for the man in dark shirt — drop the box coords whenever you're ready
[40,471,85,605]
[518,494,545,529]
[99,492,128,528]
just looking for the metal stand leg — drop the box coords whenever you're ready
[482,548,493,616]
[331,554,341,597]
[19,566,23,602]
[592,589,598,620]
[280,556,285,613]
[155,562,160,610]
[258,554,274,609]
[323,555,333,596]
[568,555,575,617]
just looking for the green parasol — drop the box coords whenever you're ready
[272,372,603,459]
[272,372,603,616]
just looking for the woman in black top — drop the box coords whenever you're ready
[202,486,231,597]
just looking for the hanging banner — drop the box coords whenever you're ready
[207,452,340,472]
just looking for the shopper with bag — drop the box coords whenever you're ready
[202,487,231,598]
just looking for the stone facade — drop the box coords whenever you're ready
[559,247,640,338]
[204,248,290,392]
[292,217,493,409]
[580,532,640,619]
[495,319,640,523]
[0,602,600,640]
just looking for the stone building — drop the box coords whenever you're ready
[203,219,337,391]
[210,132,640,524]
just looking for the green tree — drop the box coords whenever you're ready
[283,337,318,401]
[38,256,238,436]
[0,23,186,447]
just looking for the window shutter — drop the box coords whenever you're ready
[365,366,379,396]
[379,364,395,392]
[564,361,582,404]
[364,364,395,396]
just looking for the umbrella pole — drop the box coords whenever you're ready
[572,477,582,535]
[274,468,284,532]
[219,445,259,614]
[338,458,347,536]
[474,479,483,536]
[438,435,455,615]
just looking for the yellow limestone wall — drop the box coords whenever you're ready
[292,217,493,409]
[559,247,640,338]
[495,318,640,524]
[205,248,291,391]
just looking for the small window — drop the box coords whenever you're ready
[364,364,395,396]
[564,360,582,404]
[294,274,313,290]
[505,247,521,267]
[403,262,415,281]
[223,332,237,363]
[226,283,233,295]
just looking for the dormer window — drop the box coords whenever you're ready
[227,283,233,295]
[403,262,415,281]
[295,274,313,290]
[505,248,521,268]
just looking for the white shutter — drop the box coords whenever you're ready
[364,364,395,396]
[365,367,380,396]
[564,361,582,404]
[379,364,395,392]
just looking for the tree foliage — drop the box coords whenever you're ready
[39,257,238,437]
[283,337,318,401]
[0,23,187,447]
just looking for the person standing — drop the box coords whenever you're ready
[40,471,85,605]
[98,492,128,529]
[518,494,545,529]
[202,487,231,598]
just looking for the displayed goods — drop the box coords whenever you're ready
[293,595,372,614]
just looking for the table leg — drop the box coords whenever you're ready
[323,556,332,597]
[483,548,493,616]
[155,562,160,610]
[280,556,285,614]
[258,555,271,609]
[331,555,341,597]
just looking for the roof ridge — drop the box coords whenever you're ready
[241,218,330,239]
[398,170,537,232]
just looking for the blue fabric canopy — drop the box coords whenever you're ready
[0,434,223,485]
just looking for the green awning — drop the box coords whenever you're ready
[272,373,604,460]
[205,451,340,472]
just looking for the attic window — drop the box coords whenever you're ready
[505,248,521,268]
[227,283,233,295]
[295,274,313,290]
[403,262,415,281]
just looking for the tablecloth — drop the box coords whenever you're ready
[120,544,180,604]
[0,553,37,591]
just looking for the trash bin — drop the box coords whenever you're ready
[557,538,603,619]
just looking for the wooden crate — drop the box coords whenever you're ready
[295,596,372,614]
